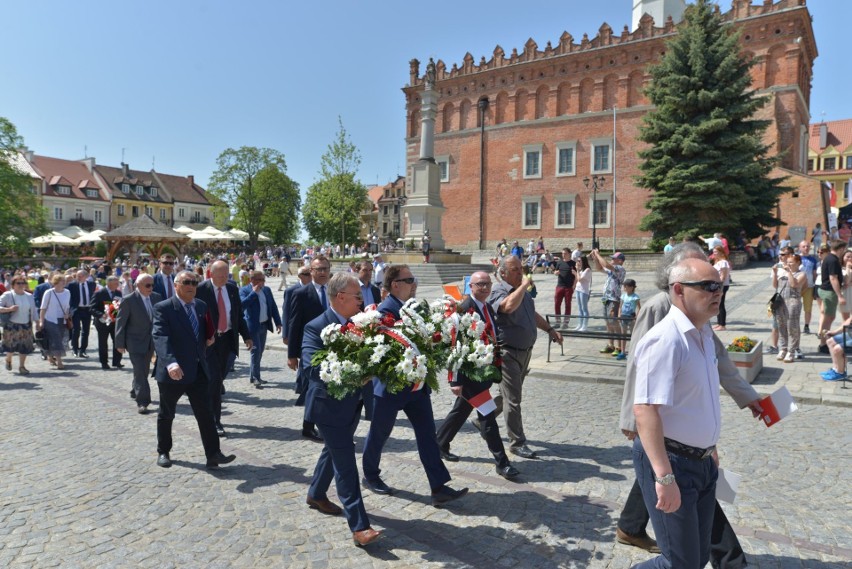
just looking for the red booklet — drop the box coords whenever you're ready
[758,387,798,427]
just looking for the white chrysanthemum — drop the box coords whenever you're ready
[320,324,342,343]
[351,310,381,327]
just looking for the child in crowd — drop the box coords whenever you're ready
[614,279,640,360]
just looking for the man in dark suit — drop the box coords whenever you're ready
[115,273,161,414]
[354,260,380,421]
[240,270,282,388]
[152,270,235,470]
[196,260,252,436]
[286,255,331,442]
[68,269,96,357]
[90,276,124,371]
[436,271,519,480]
[152,254,177,301]
[281,266,312,342]
[302,272,381,547]
[361,264,468,507]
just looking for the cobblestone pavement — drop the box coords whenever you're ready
[1,271,850,568]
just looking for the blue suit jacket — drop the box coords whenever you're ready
[152,272,174,300]
[301,308,363,427]
[280,283,302,340]
[33,282,51,309]
[239,284,281,335]
[287,283,325,360]
[152,296,211,385]
[371,295,431,399]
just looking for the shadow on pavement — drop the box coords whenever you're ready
[0,380,42,390]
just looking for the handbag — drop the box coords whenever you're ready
[768,290,784,315]
[47,290,74,329]
[0,294,15,326]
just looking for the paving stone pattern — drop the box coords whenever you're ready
[0,267,849,568]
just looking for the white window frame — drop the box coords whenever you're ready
[523,144,543,180]
[554,193,576,229]
[57,185,71,195]
[86,189,98,198]
[74,208,83,220]
[132,206,139,218]
[555,141,577,177]
[121,183,130,194]
[117,204,125,216]
[846,156,852,170]
[436,154,450,183]
[145,206,153,217]
[94,210,103,223]
[54,207,63,221]
[590,138,613,174]
[150,187,158,197]
[178,208,185,219]
[160,208,167,220]
[521,196,542,229]
[588,191,612,229]
[136,185,144,195]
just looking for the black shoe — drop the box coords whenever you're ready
[101,365,111,370]
[250,379,263,389]
[216,424,226,437]
[256,378,268,384]
[819,344,830,354]
[431,485,468,506]
[362,477,394,495]
[113,363,124,369]
[509,445,538,459]
[79,352,89,358]
[206,452,236,469]
[138,405,148,414]
[157,453,171,468]
[72,351,79,357]
[440,450,460,462]
[496,464,520,480]
[130,390,137,400]
[803,325,811,334]
[301,427,323,442]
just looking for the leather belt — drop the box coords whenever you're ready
[664,437,716,460]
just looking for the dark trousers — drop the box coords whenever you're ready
[309,406,370,532]
[156,372,220,460]
[632,437,718,569]
[619,478,747,568]
[71,310,91,353]
[129,350,153,407]
[94,321,121,367]
[205,335,234,425]
[717,285,730,326]
[362,390,450,491]
[437,386,509,468]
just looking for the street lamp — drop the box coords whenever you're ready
[583,175,606,251]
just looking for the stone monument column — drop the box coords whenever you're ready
[404,58,446,250]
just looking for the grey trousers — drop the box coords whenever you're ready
[129,350,154,407]
[499,345,533,449]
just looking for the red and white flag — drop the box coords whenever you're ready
[759,386,798,427]
[466,390,497,416]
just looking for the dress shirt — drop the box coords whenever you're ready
[216,285,232,330]
[488,280,537,350]
[258,286,268,323]
[360,281,375,306]
[633,305,721,449]
[143,295,154,320]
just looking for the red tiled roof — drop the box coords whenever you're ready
[30,155,109,201]
[809,119,852,153]
[95,164,169,203]
[152,171,210,205]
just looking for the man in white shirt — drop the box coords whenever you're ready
[632,258,725,568]
[571,242,584,262]
[372,254,387,288]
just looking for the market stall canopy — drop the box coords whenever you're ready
[257,233,271,242]
[59,226,88,239]
[30,232,78,246]
[200,226,223,235]
[187,231,221,241]
[173,225,195,234]
[102,214,190,261]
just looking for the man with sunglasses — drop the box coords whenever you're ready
[361,264,468,506]
[286,255,332,442]
[152,271,235,469]
[152,254,177,300]
[617,243,761,562]
[116,274,162,414]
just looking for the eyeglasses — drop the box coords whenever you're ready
[471,281,492,288]
[339,291,363,300]
[179,280,198,286]
[161,261,175,265]
[140,283,153,289]
[12,282,26,286]
[311,267,330,273]
[394,277,416,284]
[673,280,723,293]
[298,273,311,278]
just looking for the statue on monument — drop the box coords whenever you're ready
[425,58,436,90]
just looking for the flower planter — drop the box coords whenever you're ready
[727,340,763,384]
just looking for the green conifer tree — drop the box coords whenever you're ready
[637,0,789,249]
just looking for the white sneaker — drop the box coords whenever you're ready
[783,352,794,363]
[776,350,786,361]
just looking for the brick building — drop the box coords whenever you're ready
[402,0,821,251]
[808,119,852,209]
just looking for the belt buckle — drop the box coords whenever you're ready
[701,446,716,459]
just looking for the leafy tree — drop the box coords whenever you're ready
[637,0,789,249]
[257,166,301,244]
[207,147,299,247]
[302,118,369,245]
[0,117,46,254]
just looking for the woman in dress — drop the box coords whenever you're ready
[38,273,72,370]
[712,246,732,331]
[773,252,806,364]
[0,276,37,374]
[573,256,592,332]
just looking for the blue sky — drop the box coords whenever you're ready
[2,0,847,212]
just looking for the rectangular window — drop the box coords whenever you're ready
[824,157,836,171]
[593,144,610,172]
[846,156,852,170]
[382,222,388,234]
[121,183,130,194]
[160,208,166,220]
[521,196,541,229]
[807,159,814,171]
[118,204,125,216]
[136,185,144,195]
[94,210,103,223]
[523,146,542,179]
[178,208,185,218]
[845,182,850,201]
[132,206,139,217]
[54,207,63,220]
[393,205,399,215]
[86,189,98,198]
[57,185,70,195]
[588,192,612,228]
[555,142,577,176]
[150,187,158,197]
[436,155,450,182]
[383,206,389,216]
[145,206,153,217]
[75,208,83,219]
[554,195,575,228]
[593,199,608,225]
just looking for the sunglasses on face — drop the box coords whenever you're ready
[674,280,723,293]
[140,283,153,289]
[179,280,198,286]
[471,281,492,288]
[394,277,416,284]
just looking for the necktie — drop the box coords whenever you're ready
[217,287,227,333]
[166,277,173,299]
[144,297,152,320]
[185,303,200,338]
[482,304,494,337]
[320,285,328,309]
[81,284,88,306]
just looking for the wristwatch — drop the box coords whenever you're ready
[654,472,676,486]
